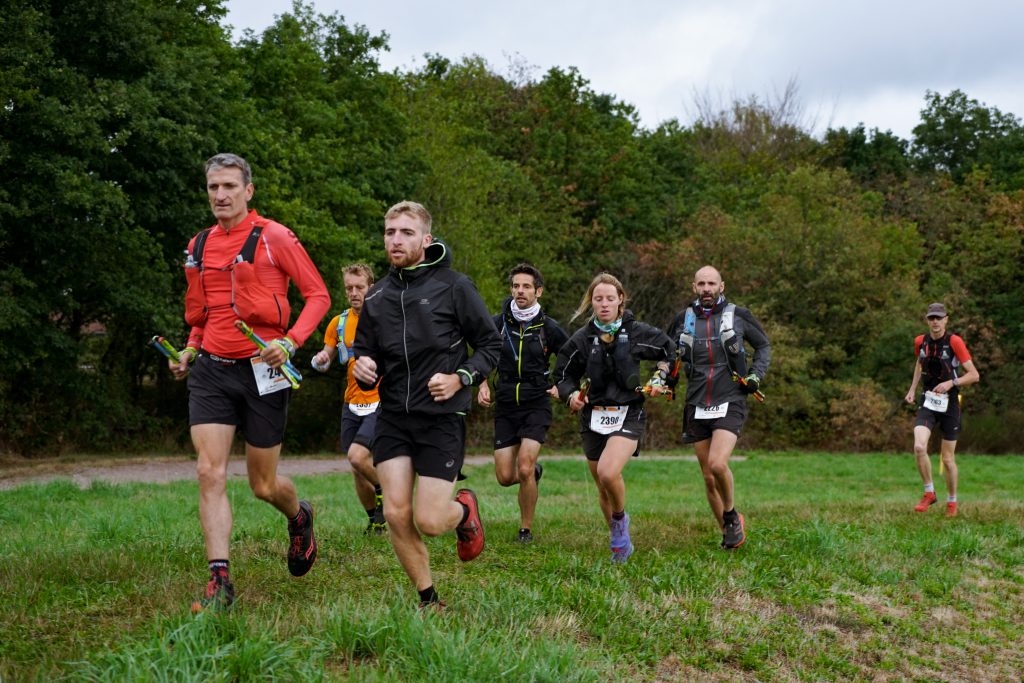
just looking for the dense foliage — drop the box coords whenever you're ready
[2,0,1022,454]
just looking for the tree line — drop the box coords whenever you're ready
[2,0,1022,455]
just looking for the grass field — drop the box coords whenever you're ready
[1,451,1022,682]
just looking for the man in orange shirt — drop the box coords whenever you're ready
[169,153,331,612]
[312,263,385,535]
[904,303,980,517]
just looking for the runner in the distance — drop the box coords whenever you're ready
[477,263,568,543]
[666,265,770,550]
[312,263,385,535]
[904,302,980,517]
[552,272,674,564]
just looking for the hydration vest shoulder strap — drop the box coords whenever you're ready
[192,225,264,270]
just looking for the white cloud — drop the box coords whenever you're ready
[224,0,1024,139]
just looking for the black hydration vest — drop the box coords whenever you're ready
[586,319,642,393]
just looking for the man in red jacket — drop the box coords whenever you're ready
[169,153,330,612]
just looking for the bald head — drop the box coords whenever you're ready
[693,265,725,307]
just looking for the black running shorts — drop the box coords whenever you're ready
[373,411,466,481]
[188,352,290,448]
[341,403,380,452]
[493,400,553,450]
[682,400,748,444]
[915,401,961,441]
[578,403,645,462]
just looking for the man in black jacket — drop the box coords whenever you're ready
[667,265,770,550]
[477,264,569,543]
[352,201,501,609]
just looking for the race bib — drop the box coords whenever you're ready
[923,391,949,413]
[349,401,379,417]
[590,405,627,435]
[695,402,729,420]
[251,357,291,396]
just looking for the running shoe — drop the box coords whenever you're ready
[454,489,484,562]
[610,513,633,564]
[945,501,958,517]
[534,463,543,483]
[517,528,533,544]
[190,578,235,614]
[914,491,937,512]
[287,500,317,577]
[722,512,746,549]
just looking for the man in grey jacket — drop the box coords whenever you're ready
[667,265,770,550]
[353,200,501,609]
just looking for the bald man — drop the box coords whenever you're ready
[666,266,771,549]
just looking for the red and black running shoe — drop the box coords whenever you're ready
[914,491,937,512]
[287,500,317,577]
[454,489,484,562]
[190,578,235,614]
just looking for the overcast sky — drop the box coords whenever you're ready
[223,0,1024,140]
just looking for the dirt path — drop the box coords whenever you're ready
[0,453,711,491]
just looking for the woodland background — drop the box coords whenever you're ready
[3,0,1022,455]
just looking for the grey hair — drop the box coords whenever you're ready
[205,153,252,186]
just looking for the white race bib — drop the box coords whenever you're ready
[589,405,627,435]
[923,391,949,414]
[694,402,729,420]
[349,401,380,417]
[251,357,291,396]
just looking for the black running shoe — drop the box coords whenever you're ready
[287,500,317,576]
[722,512,746,549]
[534,463,543,484]
[191,578,235,614]
[517,528,533,544]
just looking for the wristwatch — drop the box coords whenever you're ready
[457,369,474,387]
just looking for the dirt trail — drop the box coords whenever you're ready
[0,453,709,491]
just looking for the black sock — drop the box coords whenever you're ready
[289,507,304,525]
[365,508,376,519]
[723,508,738,524]
[611,510,625,521]
[418,585,439,604]
[459,503,470,526]
[374,484,383,496]
[209,559,229,582]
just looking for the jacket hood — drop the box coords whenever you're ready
[391,241,450,281]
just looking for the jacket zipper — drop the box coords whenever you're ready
[400,277,411,413]
[704,316,714,407]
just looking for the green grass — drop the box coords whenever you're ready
[1,452,1022,681]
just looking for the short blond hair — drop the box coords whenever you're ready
[384,200,432,234]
